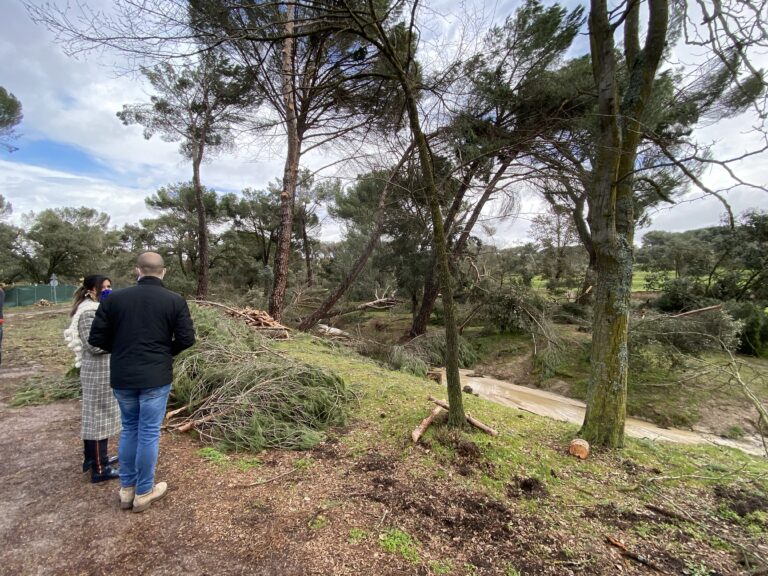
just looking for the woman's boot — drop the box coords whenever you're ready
[91,438,119,483]
[83,439,117,472]
[82,440,91,472]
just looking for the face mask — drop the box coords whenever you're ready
[100,289,112,301]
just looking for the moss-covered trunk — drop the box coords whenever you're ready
[407,116,465,427]
[579,0,668,447]
[399,86,464,426]
[580,242,631,446]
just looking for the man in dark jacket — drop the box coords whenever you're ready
[89,252,195,512]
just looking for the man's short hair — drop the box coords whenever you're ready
[137,252,165,276]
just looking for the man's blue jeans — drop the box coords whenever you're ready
[112,384,171,495]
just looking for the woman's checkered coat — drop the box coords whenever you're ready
[77,307,121,440]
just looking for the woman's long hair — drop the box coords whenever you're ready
[69,275,106,317]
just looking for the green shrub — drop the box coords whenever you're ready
[643,271,669,291]
[355,340,428,376]
[404,331,478,368]
[483,284,549,334]
[724,301,768,357]
[552,301,592,325]
[630,309,742,356]
[722,426,745,440]
[655,278,713,312]
[388,345,429,377]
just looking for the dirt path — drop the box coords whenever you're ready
[3,304,69,319]
[459,369,766,456]
[0,396,272,575]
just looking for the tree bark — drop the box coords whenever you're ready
[192,151,210,299]
[403,94,465,426]
[269,17,299,322]
[579,0,668,448]
[410,267,438,336]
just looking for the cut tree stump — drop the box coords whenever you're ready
[411,406,443,443]
[568,438,590,459]
[426,370,442,385]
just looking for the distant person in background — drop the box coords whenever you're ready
[0,284,5,367]
[64,275,120,483]
[89,252,195,512]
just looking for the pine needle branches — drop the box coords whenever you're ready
[170,305,352,451]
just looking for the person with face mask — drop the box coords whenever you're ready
[99,277,113,301]
[64,275,121,482]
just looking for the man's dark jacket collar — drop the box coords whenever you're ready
[138,276,164,286]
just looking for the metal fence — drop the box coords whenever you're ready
[4,284,78,308]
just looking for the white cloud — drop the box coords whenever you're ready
[1,1,286,201]
[0,160,152,226]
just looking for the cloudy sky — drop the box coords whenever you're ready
[1,0,766,246]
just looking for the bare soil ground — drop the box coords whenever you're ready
[2,307,768,575]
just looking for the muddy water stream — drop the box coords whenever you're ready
[456,369,765,456]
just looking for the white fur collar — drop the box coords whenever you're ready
[63,299,100,368]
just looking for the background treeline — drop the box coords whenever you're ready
[2,185,766,357]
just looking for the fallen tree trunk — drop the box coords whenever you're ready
[412,406,443,443]
[428,396,498,436]
[298,146,412,332]
[670,304,722,318]
[320,296,401,320]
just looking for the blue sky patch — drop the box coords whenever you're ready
[6,138,111,178]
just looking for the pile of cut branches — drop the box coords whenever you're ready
[169,305,352,451]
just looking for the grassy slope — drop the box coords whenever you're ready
[8,305,768,574]
[278,334,768,573]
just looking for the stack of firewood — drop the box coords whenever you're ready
[191,300,291,339]
[226,306,291,339]
[229,307,284,328]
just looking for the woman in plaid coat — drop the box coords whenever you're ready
[64,275,121,483]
